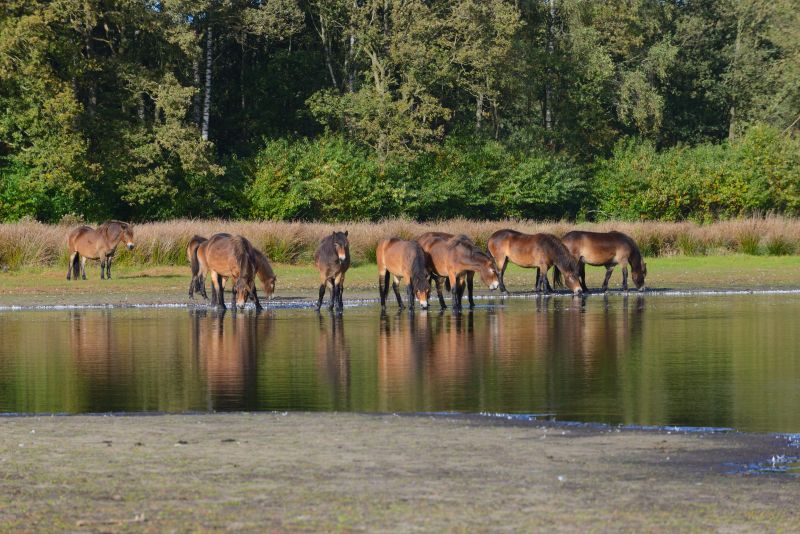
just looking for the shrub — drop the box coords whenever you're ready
[593,126,800,221]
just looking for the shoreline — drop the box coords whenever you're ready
[2,286,800,312]
[1,412,798,531]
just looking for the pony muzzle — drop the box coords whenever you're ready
[338,253,347,261]
[489,281,499,290]
[126,242,135,250]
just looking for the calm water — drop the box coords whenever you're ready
[1,294,799,432]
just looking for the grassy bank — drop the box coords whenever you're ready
[1,413,797,531]
[1,255,800,307]
[1,217,799,271]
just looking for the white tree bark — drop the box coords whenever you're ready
[202,25,213,141]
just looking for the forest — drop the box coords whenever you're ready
[1,0,799,223]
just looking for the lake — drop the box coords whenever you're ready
[1,293,798,432]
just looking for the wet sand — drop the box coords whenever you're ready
[1,413,798,531]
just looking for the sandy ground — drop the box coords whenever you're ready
[0,413,798,532]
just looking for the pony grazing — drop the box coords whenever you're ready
[487,229,583,295]
[195,233,261,311]
[376,238,431,310]
[561,230,647,292]
[190,234,276,305]
[66,221,135,280]
[417,233,499,310]
[314,231,350,311]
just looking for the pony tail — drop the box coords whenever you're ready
[72,253,81,279]
[190,244,201,278]
[553,266,566,288]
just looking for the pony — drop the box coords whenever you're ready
[561,230,647,291]
[487,229,583,295]
[376,238,431,310]
[417,233,499,310]
[195,233,261,311]
[66,221,134,280]
[314,231,350,311]
[190,234,276,304]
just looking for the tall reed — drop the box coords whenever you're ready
[1,216,798,270]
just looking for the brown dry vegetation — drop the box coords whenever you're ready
[1,216,799,270]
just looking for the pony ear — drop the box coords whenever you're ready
[344,231,348,237]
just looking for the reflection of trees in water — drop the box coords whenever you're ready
[189,309,272,411]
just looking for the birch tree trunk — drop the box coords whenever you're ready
[728,13,743,140]
[544,0,555,131]
[202,25,213,141]
[193,58,201,125]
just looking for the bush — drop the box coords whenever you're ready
[593,125,800,221]
[246,135,588,222]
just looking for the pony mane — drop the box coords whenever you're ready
[410,243,430,292]
[542,234,579,274]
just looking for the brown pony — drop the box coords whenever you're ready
[487,229,583,295]
[376,238,431,310]
[66,221,135,280]
[195,233,261,311]
[314,231,350,311]
[190,235,276,304]
[561,230,647,292]
[417,233,499,310]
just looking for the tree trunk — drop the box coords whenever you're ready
[240,34,246,112]
[320,12,339,90]
[728,13,744,140]
[544,0,555,131]
[202,25,213,142]
[193,58,201,125]
[475,93,484,134]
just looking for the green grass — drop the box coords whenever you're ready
[1,254,799,307]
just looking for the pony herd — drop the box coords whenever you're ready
[66,222,648,311]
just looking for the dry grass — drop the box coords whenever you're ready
[1,216,799,269]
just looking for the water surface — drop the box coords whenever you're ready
[1,294,798,432]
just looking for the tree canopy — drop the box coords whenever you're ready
[1,0,798,222]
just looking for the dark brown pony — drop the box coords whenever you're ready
[487,229,583,295]
[191,234,276,305]
[376,238,431,310]
[195,234,261,311]
[561,230,647,292]
[314,231,350,311]
[417,233,499,310]
[66,221,135,280]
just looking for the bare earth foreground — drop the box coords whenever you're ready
[1,413,798,532]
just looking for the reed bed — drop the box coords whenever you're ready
[1,217,799,270]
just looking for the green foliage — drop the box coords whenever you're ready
[593,126,800,221]
[247,136,390,221]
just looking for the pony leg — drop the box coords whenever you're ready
[198,274,207,299]
[498,257,509,293]
[316,282,327,311]
[542,268,553,294]
[230,277,237,312]
[328,280,336,311]
[100,259,106,280]
[80,257,87,280]
[379,271,390,308]
[579,260,588,292]
[392,277,404,309]
[106,257,112,279]
[67,252,76,280]
[450,275,461,311]
[406,283,415,311]
[251,282,263,311]
[217,274,226,310]
[534,267,542,292]
[621,263,629,291]
[434,276,447,309]
[466,272,475,308]
[602,266,614,292]
[335,272,345,311]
